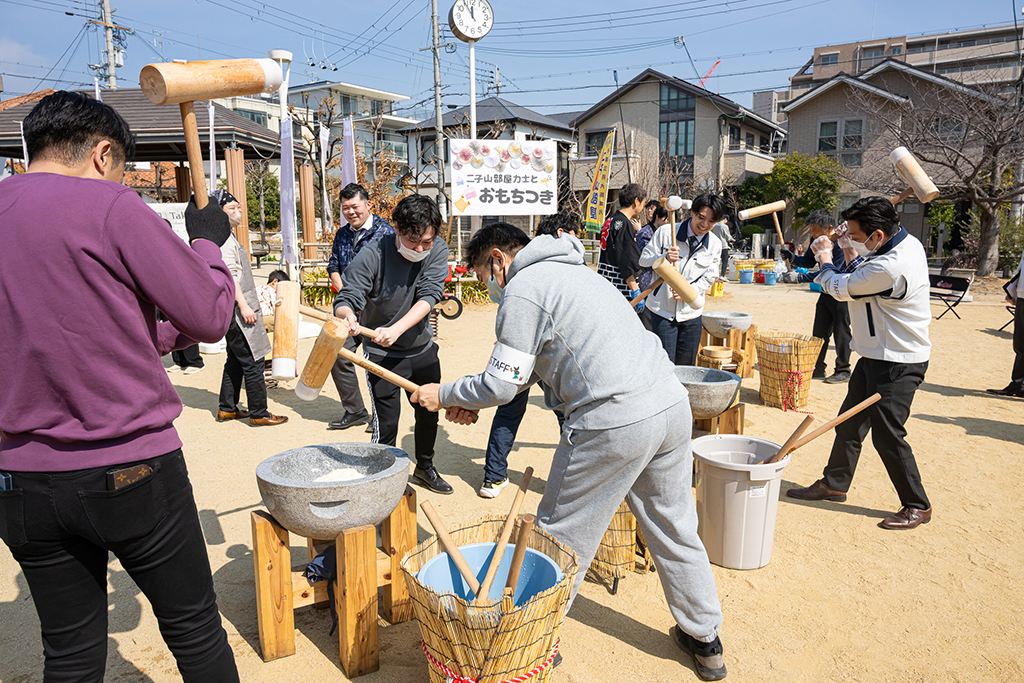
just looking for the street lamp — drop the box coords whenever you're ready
[268,49,292,132]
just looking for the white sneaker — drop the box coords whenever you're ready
[166,365,182,373]
[478,477,508,498]
[183,366,205,375]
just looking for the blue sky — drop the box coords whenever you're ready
[1,0,1020,118]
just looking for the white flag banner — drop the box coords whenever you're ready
[19,121,29,165]
[340,116,357,188]
[279,119,299,266]
[94,78,102,102]
[319,123,333,230]
[207,101,218,194]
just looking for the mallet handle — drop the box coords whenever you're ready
[180,102,208,209]
[629,278,663,307]
[889,188,914,205]
[420,501,482,599]
[765,414,814,464]
[790,393,882,452]
[476,467,534,604]
[298,305,378,339]
[506,515,535,595]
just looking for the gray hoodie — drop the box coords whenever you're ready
[439,235,687,431]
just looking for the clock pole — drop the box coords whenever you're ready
[469,39,477,136]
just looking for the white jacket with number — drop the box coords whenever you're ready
[815,227,931,363]
[638,218,722,323]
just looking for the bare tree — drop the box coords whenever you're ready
[291,92,344,231]
[847,80,1024,276]
[244,158,272,247]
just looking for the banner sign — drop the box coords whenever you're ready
[279,119,299,265]
[585,130,616,231]
[449,139,557,216]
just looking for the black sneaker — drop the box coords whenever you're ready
[478,477,508,499]
[671,626,727,681]
[811,368,827,379]
[328,409,369,430]
[413,466,454,494]
[986,384,1024,397]
[824,371,852,384]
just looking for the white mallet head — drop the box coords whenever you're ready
[666,195,687,211]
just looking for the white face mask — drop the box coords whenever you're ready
[851,231,881,258]
[397,240,431,262]
[487,257,507,303]
[227,210,243,228]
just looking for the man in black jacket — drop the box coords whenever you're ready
[783,209,852,384]
[597,183,646,307]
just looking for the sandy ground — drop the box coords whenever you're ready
[2,269,1023,683]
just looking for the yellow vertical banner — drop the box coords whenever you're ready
[585,129,616,231]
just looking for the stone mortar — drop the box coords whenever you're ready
[702,311,753,338]
[256,442,410,539]
[674,366,742,420]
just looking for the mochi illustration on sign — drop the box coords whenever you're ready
[449,139,558,216]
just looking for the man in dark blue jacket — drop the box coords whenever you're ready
[783,209,852,384]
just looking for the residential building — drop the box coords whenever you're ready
[755,23,1023,123]
[567,68,786,205]
[781,59,992,244]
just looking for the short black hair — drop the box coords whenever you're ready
[691,193,726,221]
[649,205,668,224]
[841,197,900,238]
[465,222,530,269]
[644,199,660,213]
[805,209,834,229]
[338,183,370,203]
[392,194,441,239]
[24,90,135,165]
[618,183,647,208]
[535,213,579,237]
[268,269,289,283]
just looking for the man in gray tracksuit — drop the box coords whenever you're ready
[412,223,727,681]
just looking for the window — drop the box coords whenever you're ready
[660,120,694,157]
[842,119,863,149]
[585,130,610,157]
[745,132,755,150]
[729,125,741,150]
[818,121,838,152]
[820,53,839,67]
[237,109,268,127]
[421,137,438,165]
[861,47,884,70]
[340,95,354,116]
[760,135,770,153]
[891,45,903,55]
[840,153,863,167]
[933,117,966,141]
[660,84,695,114]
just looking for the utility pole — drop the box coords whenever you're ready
[429,0,447,220]
[101,0,116,88]
[495,66,500,96]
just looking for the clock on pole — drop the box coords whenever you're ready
[448,0,494,42]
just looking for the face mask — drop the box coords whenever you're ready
[487,257,506,304]
[851,232,880,258]
[397,240,431,262]
[227,211,243,228]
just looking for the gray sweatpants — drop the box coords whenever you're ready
[536,399,723,642]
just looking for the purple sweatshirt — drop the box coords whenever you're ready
[0,173,235,472]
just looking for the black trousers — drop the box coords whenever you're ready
[171,344,204,369]
[811,293,852,374]
[822,357,931,510]
[650,313,703,366]
[0,450,239,683]
[330,335,367,416]
[366,344,441,470]
[1010,300,1024,389]
[218,317,268,418]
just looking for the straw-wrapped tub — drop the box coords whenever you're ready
[753,332,824,411]
[401,516,578,683]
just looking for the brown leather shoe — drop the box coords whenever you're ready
[250,414,288,426]
[786,479,847,502]
[879,506,931,530]
[217,408,251,421]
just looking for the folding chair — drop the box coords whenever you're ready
[999,304,1016,332]
[928,274,971,320]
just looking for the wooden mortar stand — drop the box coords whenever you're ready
[699,324,757,379]
[250,485,417,678]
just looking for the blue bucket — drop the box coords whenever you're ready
[809,282,823,293]
[764,272,778,285]
[417,542,564,606]
[795,267,809,274]
[738,269,754,284]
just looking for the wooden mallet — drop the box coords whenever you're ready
[475,467,534,604]
[271,280,301,379]
[738,200,788,264]
[139,59,283,208]
[652,257,701,305]
[889,147,939,205]
[663,195,690,248]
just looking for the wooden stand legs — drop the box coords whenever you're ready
[251,485,417,678]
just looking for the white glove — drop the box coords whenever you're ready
[833,221,854,251]
[783,271,800,284]
[810,235,832,255]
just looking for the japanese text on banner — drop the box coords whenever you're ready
[585,130,616,231]
[449,139,558,216]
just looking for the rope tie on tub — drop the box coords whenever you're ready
[421,638,560,683]
[758,364,813,414]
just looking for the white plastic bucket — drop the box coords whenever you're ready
[198,337,227,355]
[692,435,790,570]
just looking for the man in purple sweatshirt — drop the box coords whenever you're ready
[0,92,240,681]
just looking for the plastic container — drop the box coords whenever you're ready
[809,282,823,293]
[692,435,790,570]
[198,337,227,354]
[738,269,754,284]
[764,272,778,286]
[417,542,563,607]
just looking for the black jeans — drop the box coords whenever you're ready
[171,344,204,369]
[811,294,852,374]
[330,334,367,416]
[0,450,239,683]
[1010,299,1024,389]
[218,317,268,418]
[483,387,565,482]
[650,313,703,366]
[822,358,931,510]
[366,345,441,470]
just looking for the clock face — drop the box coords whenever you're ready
[448,0,494,42]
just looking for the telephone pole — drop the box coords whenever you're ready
[430,0,447,220]
[495,66,500,96]
[101,0,116,88]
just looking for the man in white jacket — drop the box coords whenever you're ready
[986,249,1024,398]
[639,193,725,365]
[788,197,932,530]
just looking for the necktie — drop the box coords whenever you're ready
[690,236,700,252]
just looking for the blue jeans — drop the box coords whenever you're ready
[0,450,239,683]
[650,313,703,366]
[484,386,564,482]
